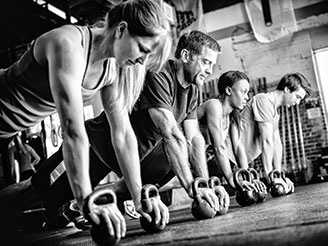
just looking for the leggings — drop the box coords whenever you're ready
[31,140,175,211]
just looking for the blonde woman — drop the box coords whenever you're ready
[0,0,171,239]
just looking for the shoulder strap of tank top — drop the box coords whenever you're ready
[81,26,93,83]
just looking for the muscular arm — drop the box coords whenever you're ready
[183,119,208,179]
[148,107,194,197]
[258,121,275,177]
[37,27,92,209]
[272,128,283,172]
[230,122,248,170]
[101,85,142,205]
[203,101,236,188]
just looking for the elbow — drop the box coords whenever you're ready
[112,128,137,150]
[192,133,206,147]
[262,138,274,150]
[61,121,88,145]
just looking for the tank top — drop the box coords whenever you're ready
[0,25,117,138]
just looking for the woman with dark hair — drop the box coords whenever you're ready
[197,71,255,191]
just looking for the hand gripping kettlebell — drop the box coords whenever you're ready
[191,177,216,220]
[83,187,120,246]
[269,169,287,197]
[248,168,267,203]
[280,170,292,195]
[140,184,166,233]
[233,168,258,206]
[208,176,228,215]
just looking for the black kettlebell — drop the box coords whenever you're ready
[248,168,267,203]
[208,176,229,215]
[140,184,166,233]
[269,169,287,197]
[191,177,216,220]
[83,187,120,246]
[233,168,258,206]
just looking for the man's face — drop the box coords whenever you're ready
[283,86,307,107]
[183,46,219,86]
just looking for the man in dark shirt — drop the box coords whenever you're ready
[84,30,228,212]
[1,31,226,229]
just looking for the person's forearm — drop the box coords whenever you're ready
[261,140,274,176]
[234,145,249,169]
[113,129,142,204]
[214,147,236,188]
[62,133,92,209]
[188,133,209,180]
[163,136,194,197]
[273,138,283,171]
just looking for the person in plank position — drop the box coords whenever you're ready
[0,0,172,239]
[228,73,312,193]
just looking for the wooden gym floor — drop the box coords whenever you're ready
[5,181,328,246]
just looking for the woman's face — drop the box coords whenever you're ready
[114,23,160,67]
[228,79,250,110]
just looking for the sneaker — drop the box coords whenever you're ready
[124,200,140,219]
[62,201,91,230]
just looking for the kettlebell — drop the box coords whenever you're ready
[208,176,229,215]
[140,184,166,233]
[83,187,120,246]
[191,177,216,220]
[269,169,287,197]
[233,168,258,206]
[248,168,267,203]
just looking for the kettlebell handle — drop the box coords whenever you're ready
[141,184,160,212]
[208,176,221,188]
[233,168,251,190]
[141,184,159,200]
[83,187,117,225]
[248,168,259,181]
[192,177,209,201]
[281,170,287,181]
[269,169,282,182]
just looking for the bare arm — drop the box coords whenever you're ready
[100,85,142,207]
[183,119,208,180]
[26,144,41,166]
[202,101,235,188]
[230,122,249,170]
[258,121,275,176]
[37,28,91,209]
[148,107,194,197]
[272,128,283,172]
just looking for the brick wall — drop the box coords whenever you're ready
[232,31,327,183]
